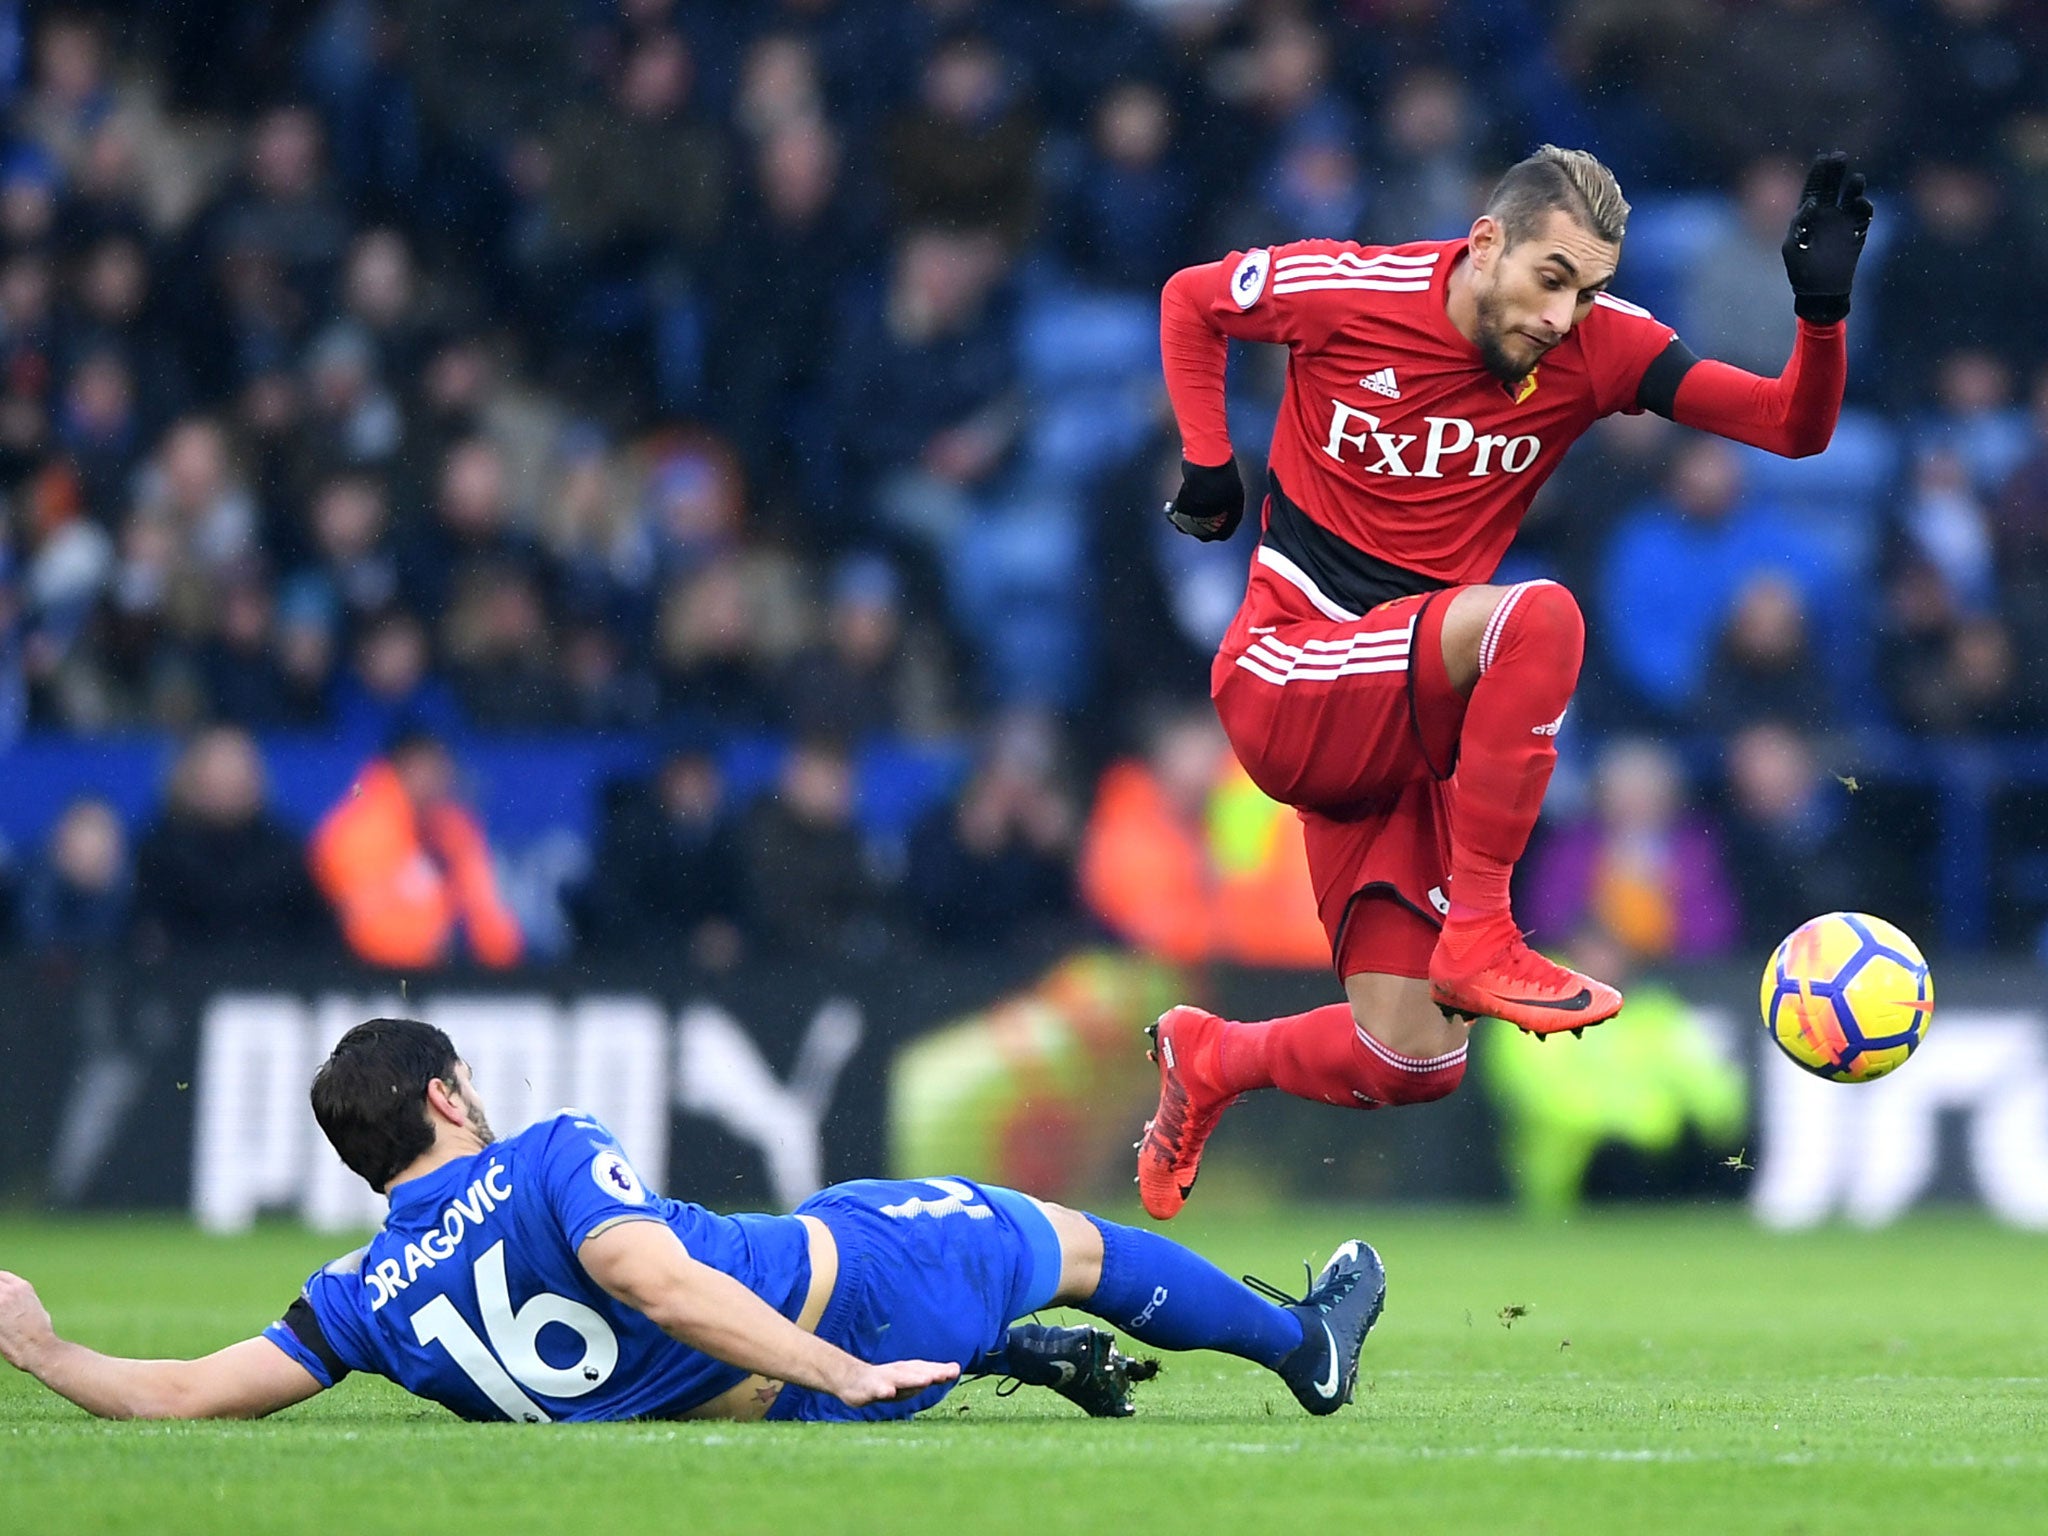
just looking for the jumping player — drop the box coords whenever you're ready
[0,1018,1385,1423]
[1137,147,1872,1219]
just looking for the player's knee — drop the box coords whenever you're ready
[1351,1021,1468,1105]
[1499,580,1583,666]
[1039,1201,1104,1303]
[1385,1050,1466,1105]
[1347,985,1463,1062]
[1345,993,1470,1106]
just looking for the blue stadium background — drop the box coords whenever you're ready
[0,0,2044,975]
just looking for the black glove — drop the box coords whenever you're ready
[1164,457,1245,542]
[1781,151,1874,325]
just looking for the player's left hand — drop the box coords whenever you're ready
[1781,151,1874,325]
[1165,456,1245,542]
[835,1358,961,1407]
[0,1271,56,1371]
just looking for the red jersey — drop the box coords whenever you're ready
[1160,236,1677,613]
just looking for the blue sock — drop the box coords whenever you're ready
[1081,1215,1304,1368]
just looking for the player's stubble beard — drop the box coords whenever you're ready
[463,1095,496,1147]
[1472,281,1544,389]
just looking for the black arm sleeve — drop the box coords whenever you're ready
[281,1296,353,1384]
[1636,337,1701,420]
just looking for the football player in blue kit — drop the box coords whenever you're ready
[0,1018,1386,1424]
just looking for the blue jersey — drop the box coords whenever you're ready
[264,1113,811,1422]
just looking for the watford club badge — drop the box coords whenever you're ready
[1513,370,1540,405]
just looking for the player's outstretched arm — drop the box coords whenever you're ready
[578,1222,958,1409]
[1661,152,1872,459]
[0,1271,325,1420]
[1158,261,1245,541]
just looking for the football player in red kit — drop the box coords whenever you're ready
[1137,146,1872,1219]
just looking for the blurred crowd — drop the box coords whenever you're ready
[0,0,2044,969]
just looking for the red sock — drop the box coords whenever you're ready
[1215,1005,1466,1109]
[1447,580,1583,921]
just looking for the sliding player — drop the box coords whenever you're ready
[1139,147,1871,1218]
[1,1018,1384,1422]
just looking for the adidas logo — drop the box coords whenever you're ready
[1532,708,1568,736]
[1358,367,1400,399]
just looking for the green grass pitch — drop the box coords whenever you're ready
[4,1206,2045,1535]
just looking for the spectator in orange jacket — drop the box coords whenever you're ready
[308,729,523,969]
[1079,707,1327,969]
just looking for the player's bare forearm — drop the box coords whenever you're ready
[651,1263,946,1408]
[579,1222,957,1409]
[20,1340,242,1420]
[0,1273,323,1419]
[1671,319,1846,458]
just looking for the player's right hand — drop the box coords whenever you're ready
[1780,151,1874,325]
[835,1358,961,1407]
[0,1271,56,1371]
[1165,457,1245,542]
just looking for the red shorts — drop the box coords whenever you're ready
[1210,555,1469,981]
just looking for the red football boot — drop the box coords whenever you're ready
[1134,1006,1236,1220]
[1429,915,1623,1038]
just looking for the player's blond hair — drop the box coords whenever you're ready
[1486,145,1630,248]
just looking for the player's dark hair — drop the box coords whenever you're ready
[1485,145,1629,249]
[311,1018,460,1193]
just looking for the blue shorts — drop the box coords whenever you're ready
[765,1176,1063,1423]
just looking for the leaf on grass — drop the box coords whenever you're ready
[1498,1304,1531,1329]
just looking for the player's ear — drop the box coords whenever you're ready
[424,1074,465,1126]
[1467,215,1502,269]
